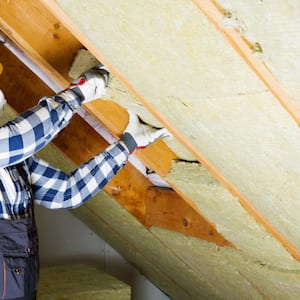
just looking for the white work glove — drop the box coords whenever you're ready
[0,89,7,117]
[66,64,109,103]
[120,111,171,153]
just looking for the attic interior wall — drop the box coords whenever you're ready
[54,0,300,258]
[4,0,298,299]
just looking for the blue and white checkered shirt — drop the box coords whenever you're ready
[0,93,80,167]
[0,94,129,219]
[0,143,128,219]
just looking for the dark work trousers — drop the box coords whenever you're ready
[0,218,39,299]
[0,163,39,299]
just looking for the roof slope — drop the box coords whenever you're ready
[2,0,300,298]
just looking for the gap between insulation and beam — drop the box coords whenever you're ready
[39,0,300,262]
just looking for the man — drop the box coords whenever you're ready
[0,63,170,299]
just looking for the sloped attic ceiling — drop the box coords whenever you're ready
[2,0,300,299]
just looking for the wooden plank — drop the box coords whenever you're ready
[0,28,230,246]
[0,0,81,80]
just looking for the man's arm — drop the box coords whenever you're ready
[0,64,109,167]
[29,110,171,209]
[0,94,80,167]
[29,142,129,209]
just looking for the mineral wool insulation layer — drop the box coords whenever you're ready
[56,0,300,256]
[69,41,300,268]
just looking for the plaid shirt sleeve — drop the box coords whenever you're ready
[0,93,80,168]
[28,143,129,209]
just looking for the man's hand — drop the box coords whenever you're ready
[120,111,171,153]
[66,64,109,103]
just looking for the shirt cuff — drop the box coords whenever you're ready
[54,90,82,111]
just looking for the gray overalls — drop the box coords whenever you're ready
[0,163,39,299]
